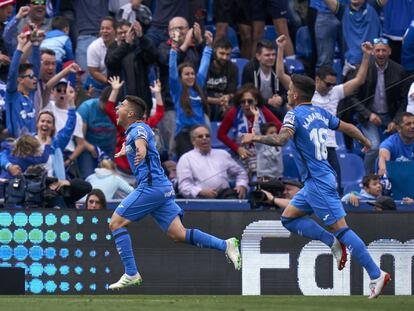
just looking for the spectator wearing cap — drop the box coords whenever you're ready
[242,40,288,121]
[116,0,152,33]
[323,0,386,74]
[3,1,52,55]
[378,112,414,176]
[260,179,303,209]
[0,0,15,82]
[86,16,116,97]
[352,37,407,173]
[177,125,249,199]
[42,77,86,175]
[40,16,74,72]
[105,20,157,110]
[5,32,41,137]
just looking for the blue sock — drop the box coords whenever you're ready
[112,228,138,276]
[185,229,227,251]
[334,227,381,279]
[281,216,335,247]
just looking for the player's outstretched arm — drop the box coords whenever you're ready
[134,138,148,166]
[337,121,371,151]
[241,127,294,147]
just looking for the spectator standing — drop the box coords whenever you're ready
[5,32,40,137]
[213,0,252,59]
[353,38,407,173]
[250,0,295,57]
[86,16,116,96]
[0,0,15,82]
[158,17,204,158]
[323,0,387,74]
[242,40,287,120]
[3,1,51,55]
[40,16,74,71]
[169,29,213,159]
[205,38,238,121]
[73,0,109,75]
[378,112,414,176]
[382,0,414,64]
[105,21,157,110]
[177,125,248,199]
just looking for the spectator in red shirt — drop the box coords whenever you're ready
[217,84,281,178]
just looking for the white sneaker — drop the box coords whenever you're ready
[331,238,347,271]
[225,238,241,270]
[368,270,391,299]
[109,273,142,290]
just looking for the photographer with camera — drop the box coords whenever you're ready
[252,179,303,209]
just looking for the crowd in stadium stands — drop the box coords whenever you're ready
[1,0,414,209]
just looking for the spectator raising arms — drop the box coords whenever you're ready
[169,29,213,159]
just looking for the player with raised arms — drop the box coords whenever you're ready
[108,95,241,289]
[241,74,390,299]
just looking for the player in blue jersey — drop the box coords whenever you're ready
[108,95,241,290]
[242,74,391,299]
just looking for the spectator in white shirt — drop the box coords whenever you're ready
[177,125,249,199]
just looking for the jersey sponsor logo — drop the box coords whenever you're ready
[302,112,329,130]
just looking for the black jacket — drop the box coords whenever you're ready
[354,59,407,122]
[105,36,158,111]
[241,58,287,120]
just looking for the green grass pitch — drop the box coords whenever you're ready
[0,296,413,311]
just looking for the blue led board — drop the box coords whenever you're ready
[0,210,116,294]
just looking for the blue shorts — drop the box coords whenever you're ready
[115,185,183,232]
[289,179,346,226]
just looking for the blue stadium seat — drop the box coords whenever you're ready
[210,122,227,149]
[231,58,249,86]
[263,26,278,43]
[337,152,365,194]
[333,58,343,84]
[335,131,347,152]
[284,58,305,74]
[295,26,312,59]
[283,152,300,180]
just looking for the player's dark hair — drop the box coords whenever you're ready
[51,16,69,31]
[394,112,414,126]
[214,37,232,50]
[315,66,337,80]
[125,95,147,120]
[362,174,380,188]
[256,40,274,54]
[18,63,34,76]
[260,122,277,135]
[291,74,315,102]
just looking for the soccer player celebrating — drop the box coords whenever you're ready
[108,95,241,290]
[241,74,390,299]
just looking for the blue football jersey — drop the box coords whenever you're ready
[125,122,171,186]
[283,104,340,183]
